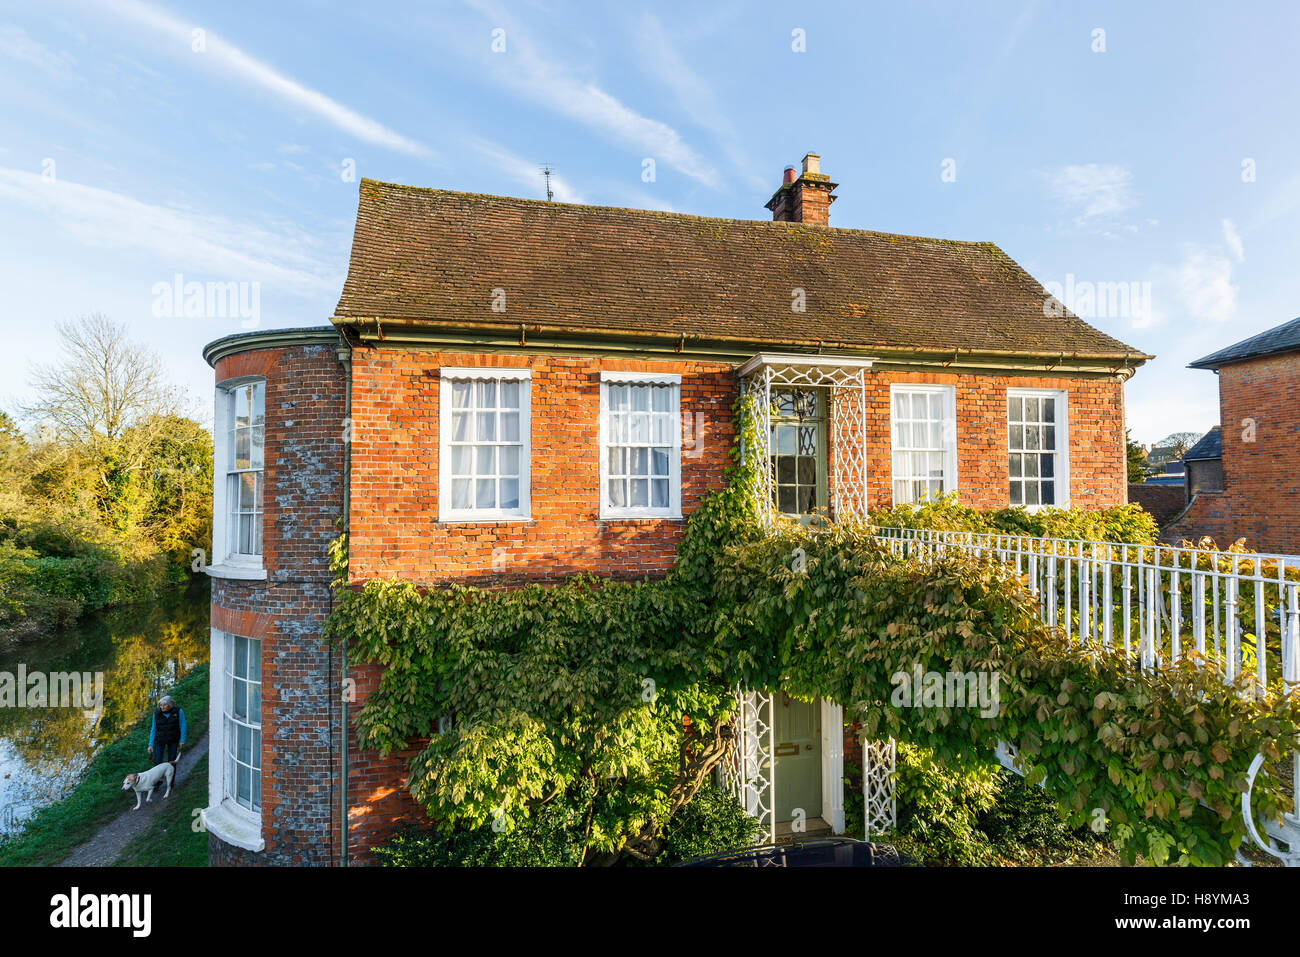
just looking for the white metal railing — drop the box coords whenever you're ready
[872,526,1300,692]
[871,525,1300,864]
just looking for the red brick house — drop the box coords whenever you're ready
[200,154,1147,864]
[1165,316,1300,553]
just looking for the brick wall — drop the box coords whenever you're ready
[1128,483,1186,526]
[347,350,1130,585]
[1166,355,1300,552]
[862,370,1127,508]
[347,350,738,584]
[209,343,345,865]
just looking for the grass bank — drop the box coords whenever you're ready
[0,663,209,867]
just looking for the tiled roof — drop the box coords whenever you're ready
[1183,426,1222,462]
[1189,317,1300,370]
[334,180,1148,362]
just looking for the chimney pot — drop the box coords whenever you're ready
[765,153,837,225]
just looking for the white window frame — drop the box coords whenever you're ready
[1007,388,1070,509]
[208,377,267,580]
[599,371,682,520]
[202,627,264,852]
[889,384,958,505]
[438,368,532,522]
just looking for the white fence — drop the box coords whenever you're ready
[872,527,1300,694]
[872,525,1300,864]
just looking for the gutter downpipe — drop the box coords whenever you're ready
[337,336,353,868]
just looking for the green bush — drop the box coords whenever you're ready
[373,800,588,867]
[893,743,999,865]
[868,495,1159,544]
[658,783,765,863]
[374,782,762,867]
[977,769,1108,864]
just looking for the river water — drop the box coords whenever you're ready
[0,579,210,835]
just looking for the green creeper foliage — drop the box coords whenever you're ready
[328,397,1300,866]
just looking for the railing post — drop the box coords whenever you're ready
[1170,556,1182,665]
[1122,547,1133,659]
[1046,550,1058,628]
[1142,564,1157,671]
[1102,548,1113,649]
[1226,557,1240,686]
[1287,583,1300,826]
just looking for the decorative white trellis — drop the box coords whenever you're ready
[863,738,897,839]
[719,688,776,844]
[727,353,894,843]
[737,353,873,527]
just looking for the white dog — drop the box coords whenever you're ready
[121,762,175,810]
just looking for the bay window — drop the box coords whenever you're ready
[209,378,266,577]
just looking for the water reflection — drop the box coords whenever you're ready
[0,578,210,834]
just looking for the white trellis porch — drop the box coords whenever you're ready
[720,353,896,844]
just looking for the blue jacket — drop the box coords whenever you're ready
[148,707,186,749]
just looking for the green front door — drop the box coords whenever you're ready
[774,693,822,824]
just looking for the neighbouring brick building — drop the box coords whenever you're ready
[1164,317,1300,552]
[201,153,1147,864]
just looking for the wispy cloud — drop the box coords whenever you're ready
[468,137,584,203]
[634,13,763,191]
[467,0,717,186]
[104,0,434,159]
[0,23,75,74]
[1149,247,1238,326]
[0,166,341,297]
[1042,163,1136,224]
[1221,218,1245,262]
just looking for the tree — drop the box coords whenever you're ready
[1149,431,1203,467]
[1126,430,1147,484]
[24,314,193,513]
[26,313,184,458]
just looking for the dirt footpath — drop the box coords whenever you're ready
[58,733,209,867]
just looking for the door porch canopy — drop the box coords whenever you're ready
[737,353,875,526]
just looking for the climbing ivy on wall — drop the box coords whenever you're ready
[326,395,1300,866]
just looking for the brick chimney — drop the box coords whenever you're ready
[765,152,838,225]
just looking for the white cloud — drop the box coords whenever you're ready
[0,24,75,74]
[1221,218,1245,262]
[0,166,341,297]
[467,0,717,186]
[1150,247,1237,326]
[468,137,584,203]
[104,0,434,159]
[1043,163,1136,223]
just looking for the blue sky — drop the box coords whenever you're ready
[2,0,1298,444]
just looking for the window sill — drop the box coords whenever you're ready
[437,514,533,525]
[202,799,263,852]
[599,513,684,523]
[205,563,267,581]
